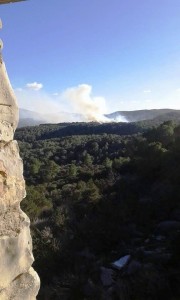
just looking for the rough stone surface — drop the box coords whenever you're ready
[0,268,40,300]
[111,255,131,270]
[0,0,26,4]
[0,141,26,208]
[0,57,40,298]
[0,61,18,141]
[100,267,114,287]
[0,211,34,289]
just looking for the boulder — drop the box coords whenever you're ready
[0,268,40,300]
[126,260,142,275]
[156,221,180,235]
[0,61,18,141]
[100,267,114,286]
[111,255,131,270]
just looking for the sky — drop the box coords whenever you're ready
[1,0,180,115]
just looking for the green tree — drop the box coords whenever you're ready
[21,185,52,220]
[39,160,59,182]
[69,163,77,177]
[83,153,93,165]
[86,179,101,203]
[103,157,112,169]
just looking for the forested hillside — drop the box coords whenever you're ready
[16,121,180,300]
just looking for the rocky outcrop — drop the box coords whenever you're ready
[0,58,40,299]
[0,61,18,141]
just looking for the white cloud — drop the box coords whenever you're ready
[176,88,180,92]
[26,82,43,91]
[131,100,139,103]
[143,89,151,93]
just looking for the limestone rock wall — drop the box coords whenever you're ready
[0,59,40,299]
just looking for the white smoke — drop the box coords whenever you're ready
[16,83,127,123]
[111,115,128,122]
[64,84,111,122]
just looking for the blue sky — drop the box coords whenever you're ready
[1,0,180,114]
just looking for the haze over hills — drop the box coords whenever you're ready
[106,109,180,122]
[19,109,81,127]
[18,108,180,127]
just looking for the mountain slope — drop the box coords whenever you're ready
[18,108,180,127]
[106,109,180,122]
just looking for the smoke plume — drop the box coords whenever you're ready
[16,83,127,123]
[64,84,110,122]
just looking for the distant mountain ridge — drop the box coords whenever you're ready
[19,109,46,127]
[106,109,180,122]
[18,108,180,127]
[19,109,81,127]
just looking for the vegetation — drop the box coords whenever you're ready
[16,120,180,300]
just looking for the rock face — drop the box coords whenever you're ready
[0,58,40,299]
[0,61,18,141]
